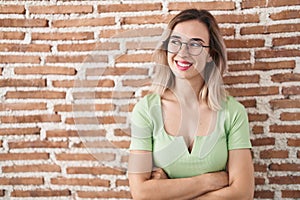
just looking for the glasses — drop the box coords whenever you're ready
[166,37,210,56]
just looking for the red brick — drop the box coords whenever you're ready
[0,79,46,87]
[254,190,274,199]
[251,137,275,146]
[2,164,61,173]
[0,19,48,27]
[0,103,47,111]
[216,14,260,23]
[46,55,108,63]
[223,75,259,85]
[248,113,268,122]
[282,86,300,95]
[101,27,163,38]
[52,79,115,88]
[115,53,152,63]
[122,78,151,87]
[227,51,251,61]
[121,14,173,25]
[77,191,132,199]
[269,163,300,171]
[126,41,161,50]
[119,104,135,112]
[116,179,129,187]
[255,177,265,185]
[1,114,61,123]
[221,28,235,36]
[0,153,49,160]
[268,0,300,7]
[0,128,40,136]
[0,190,3,196]
[287,138,300,146]
[6,91,66,99]
[273,36,300,46]
[52,17,115,28]
[72,91,134,100]
[228,61,295,71]
[11,189,70,197]
[271,73,300,83]
[168,2,235,11]
[14,66,76,75]
[65,116,126,125]
[254,163,267,172]
[0,5,25,14]
[0,32,25,40]
[270,125,300,133]
[282,190,300,198]
[241,0,266,9]
[225,39,264,48]
[67,166,125,175]
[55,153,115,161]
[252,125,264,134]
[270,10,300,20]
[0,55,40,63]
[0,177,43,185]
[0,43,50,52]
[46,129,106,137]
[86,67,148,76]
[54,103,115,112]
[269,176,300,184]
[227,86,279,97]
[8,140,68,148]
[114,128,131,137]
[256,49,300,59]
[74,140,130,149]
[260,150,289,158]
[51,177,109,187]
[31,32,94,40]
[241,23,300,35]
[239,99,256,108]
[280,112,300,121]
[29,5,93,14]
[58,42,119,52]
[98,3,162,12]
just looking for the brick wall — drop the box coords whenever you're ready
[0,0,299,199]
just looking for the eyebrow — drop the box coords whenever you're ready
[170,35,205,43]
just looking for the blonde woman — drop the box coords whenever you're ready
[128,9,254,200]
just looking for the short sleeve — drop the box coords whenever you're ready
[225,96,252,150]
[129,95,153,151]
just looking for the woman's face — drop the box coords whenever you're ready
[167,20,211,80]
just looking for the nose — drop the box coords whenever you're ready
[177,43,189,56]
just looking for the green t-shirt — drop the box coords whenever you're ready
[130,94,252,178]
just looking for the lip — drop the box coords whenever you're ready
[175,60,193,71]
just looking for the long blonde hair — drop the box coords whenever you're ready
[150,9,228,111]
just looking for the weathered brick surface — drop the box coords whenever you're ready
[0,1,299,199]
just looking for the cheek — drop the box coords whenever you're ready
[167,53,174,66]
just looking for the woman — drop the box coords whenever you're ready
[128,9,254,200]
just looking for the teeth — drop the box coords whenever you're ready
[177,61,192,67]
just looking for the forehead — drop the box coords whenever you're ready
[172,20,209,42]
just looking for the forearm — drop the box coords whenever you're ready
[194,184,254,200]
[129,173,224,200]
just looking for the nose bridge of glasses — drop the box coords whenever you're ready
[178,41,189,54]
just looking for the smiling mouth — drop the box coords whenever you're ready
[175,60,193,71]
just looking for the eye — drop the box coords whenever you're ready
[170,39,181,45]
[189,42,202,47]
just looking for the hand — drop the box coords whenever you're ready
[151,168,169,180]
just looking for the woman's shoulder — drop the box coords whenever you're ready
[223,95,247,115]
[133,93,160,111]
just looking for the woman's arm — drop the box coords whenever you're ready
[128,150,228,200]
[195,149,254,200]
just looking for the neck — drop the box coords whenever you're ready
[172,77,205,104]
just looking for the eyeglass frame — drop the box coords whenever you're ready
[163,37,210,56]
